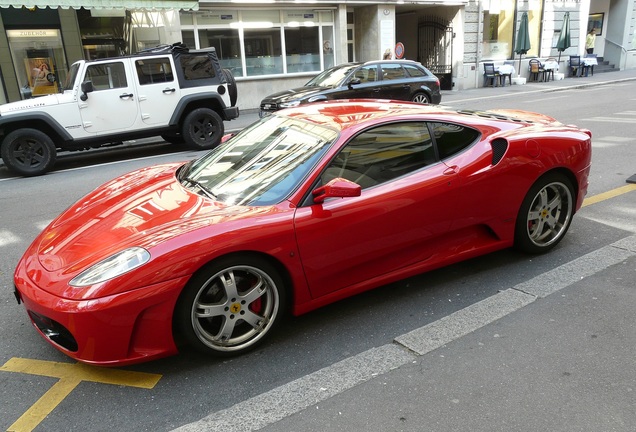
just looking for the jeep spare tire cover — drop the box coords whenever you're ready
[222,69,238,107]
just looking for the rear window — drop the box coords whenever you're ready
[404,64,427,78]
[136,58,174,85]
[430,122,480,159]
[180,54,217,80]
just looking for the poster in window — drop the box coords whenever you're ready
[26,57,57,96]
[587,13,603,36]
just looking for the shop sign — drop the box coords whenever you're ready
[7,29,60,38]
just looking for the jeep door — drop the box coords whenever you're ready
[134,56,181,125]
[79,61,138,133]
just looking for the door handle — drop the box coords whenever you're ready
[162,88,176,94]
[119,93,134,99]
[443,165,458,175]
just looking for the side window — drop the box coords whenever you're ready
[135,58,174,85]
[85,62,127,91]
[352,65,378,83]
[404,64,427,78]
[381,63,406,81]
[323,122,435,189]
[180,54,216,80]
[430,122,481,159]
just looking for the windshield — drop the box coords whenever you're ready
[63,63,80,91]
[180,115,337,206]
[305,64,359,87]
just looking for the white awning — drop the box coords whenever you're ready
[0,0,198,10]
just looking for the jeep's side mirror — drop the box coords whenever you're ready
[312,178,361,204]
[80,80,94,101]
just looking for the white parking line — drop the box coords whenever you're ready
[172,235,636,432]
[0,230,20,247]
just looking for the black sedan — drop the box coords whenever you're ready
[259,60,442,117]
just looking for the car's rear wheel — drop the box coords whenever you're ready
[514,172,575,254]
[411,92,431,104]
[1,128,57,176]
[175,255,286,356]
[181,108,224,150]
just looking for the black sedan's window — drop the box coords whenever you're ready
[430,122,481,159]
[381,63,407,80]
[351,65,378,83]
[403,64,427,78]
[323,122,435,189]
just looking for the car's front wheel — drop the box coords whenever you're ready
[411,92,431,104]
[1,128,57,176]
[175,256,286,356]
[181,108,224,150]
[514,172,575,254]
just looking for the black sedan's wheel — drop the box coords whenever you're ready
[175,256,285,355]
[1,128,57,176]
[411,92,431,104]
[514,173,575,254]
[181,108,224,150]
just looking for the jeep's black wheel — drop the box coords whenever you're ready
[222,69,238,107]
[1,128,57,176]
[181,108,224,150]
[161,133,184,144]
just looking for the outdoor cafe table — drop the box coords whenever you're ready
[495,64,515,86]
[542,60,559,80]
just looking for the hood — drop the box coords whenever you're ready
[0,94,62,115]
[261,86,331,104]
[35,163,270,275]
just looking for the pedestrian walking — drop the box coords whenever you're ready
[586,28,596,54]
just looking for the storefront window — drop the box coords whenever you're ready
[180,9,334,78]
[482,3,541,60]
[6,29,67,98]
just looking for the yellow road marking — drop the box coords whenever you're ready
[582,183,636,207]
[1,357,161,432]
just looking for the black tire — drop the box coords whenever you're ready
[174,255,286,356]
[514,172,575,254]
[181,108,224,150]
[411,92,431,104]
[161,133,184,144]
[1,128,57,176]
[222,69,238,107]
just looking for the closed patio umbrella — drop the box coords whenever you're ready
[556,12,571,65]
[514,12,531,77]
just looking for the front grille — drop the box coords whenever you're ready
[28,310,78,352]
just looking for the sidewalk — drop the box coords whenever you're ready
[227,68,636,132]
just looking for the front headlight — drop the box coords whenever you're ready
[279,100,301,108]
[70,247,151,287]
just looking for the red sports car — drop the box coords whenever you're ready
[13,100,592,366]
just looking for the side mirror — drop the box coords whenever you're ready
[312,177,361,204]
[348,78,361,87]
[80,80,94,101]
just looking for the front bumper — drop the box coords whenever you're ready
[14,263,189,366]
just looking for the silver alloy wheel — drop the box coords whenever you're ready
[411,93,430,104]
[525,181,573,248]
[190,264,280,352]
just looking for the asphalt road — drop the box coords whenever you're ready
[1,71,636,431]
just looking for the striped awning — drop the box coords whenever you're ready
[0,0,198,9]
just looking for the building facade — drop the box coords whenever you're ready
[1,0,635,108]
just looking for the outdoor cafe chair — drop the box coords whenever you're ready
[569,56,581,77]
[499,60,515,86]
[543,57,558,81]
[483,63,500,87]
[528,58,546,82]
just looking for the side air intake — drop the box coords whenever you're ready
[491,139,508,165]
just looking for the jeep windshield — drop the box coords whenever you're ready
[63,63,80,91]
[179,115,337,206]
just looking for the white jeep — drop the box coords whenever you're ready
[0,44,238,176]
